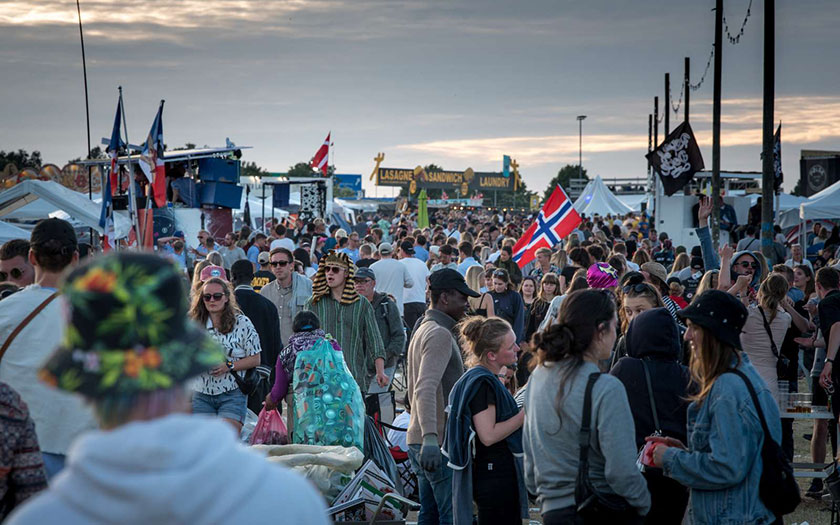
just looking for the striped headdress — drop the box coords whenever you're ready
[311,250,359,305]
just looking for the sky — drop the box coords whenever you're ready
[2,0,839,198]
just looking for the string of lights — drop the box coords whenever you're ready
[722,0,753,44]
[670,82,684,114]
[690,47,714,91]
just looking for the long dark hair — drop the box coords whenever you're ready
[532,289,616,426]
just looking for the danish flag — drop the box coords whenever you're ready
[512,185,582,269]
[310,132,331,176]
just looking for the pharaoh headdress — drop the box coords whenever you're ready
[311,250,359,305]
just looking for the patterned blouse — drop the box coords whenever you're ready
[194,314,261,396]
[0,382,47,519]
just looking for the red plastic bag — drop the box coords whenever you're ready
[250,408,288,445]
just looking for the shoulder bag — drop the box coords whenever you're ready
[757,306,790,378]
[0,292,59,362]
[635,360,662,473]
[724,368,801,516]
[575,372,642,524]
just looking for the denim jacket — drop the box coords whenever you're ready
[696,225,720,272]
[662,354,780,525]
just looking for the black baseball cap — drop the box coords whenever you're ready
[399,240,415,255]
[430,269,480,298]
[690,256,704,270]
[30,218,77,251]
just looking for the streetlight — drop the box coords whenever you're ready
[576,115,587,182]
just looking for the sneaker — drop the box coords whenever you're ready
[806,478,825,499]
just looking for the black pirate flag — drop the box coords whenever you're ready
[646,121,705,196]
[773,122,783,192]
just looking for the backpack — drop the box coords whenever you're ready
[724,369,801,516]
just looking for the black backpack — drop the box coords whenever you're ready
[724,369,801,517]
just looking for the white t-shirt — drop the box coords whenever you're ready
[270,238,296,252]
[194,315,261,395]
[370,258,414,315]
[402,256,430,305]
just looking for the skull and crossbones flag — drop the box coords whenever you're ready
[646,121,705,196]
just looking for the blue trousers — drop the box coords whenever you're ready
[407,444,453,525]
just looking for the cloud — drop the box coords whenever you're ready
[395,95,840,168]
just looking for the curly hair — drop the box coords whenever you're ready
[189,277,239,334]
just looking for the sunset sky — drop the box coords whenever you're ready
[2,0,838,196]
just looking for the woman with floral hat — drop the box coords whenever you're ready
[189,276,261,432]
[8,253,327,524]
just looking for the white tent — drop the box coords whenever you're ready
[572,176,633,217]
[779,180,840,229]
[0,220,30,243]
[0,180,132,239]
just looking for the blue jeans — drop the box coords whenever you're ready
[408,444,453,525]
[192,388,248,423]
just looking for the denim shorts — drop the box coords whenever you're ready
[192,388,247,423]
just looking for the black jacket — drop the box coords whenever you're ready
[610,308,692,450]
[234,285,282,413]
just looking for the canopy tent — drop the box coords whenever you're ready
[0,180,132,239]
[572,176,633,217]
[616,194,648,212]
[0,220,30,243]
[779,180,840,229]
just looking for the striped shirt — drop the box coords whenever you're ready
[306,295,385,393]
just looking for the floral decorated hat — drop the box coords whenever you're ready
[39,253,224,399]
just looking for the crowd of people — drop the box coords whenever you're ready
[1,194,840,523]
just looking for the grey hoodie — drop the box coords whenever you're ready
[523,360,650,516]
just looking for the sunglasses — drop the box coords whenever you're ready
[270,260,290,267]
[0,268,24,281]
[493,270,507,277]
[738,261,760,270]
[354,278,372,284]
[622,283,650,294]
[202,292,226,302]
[325,266,344,274]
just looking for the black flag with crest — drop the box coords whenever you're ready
[773,122,783,191]
[646,121,705,196]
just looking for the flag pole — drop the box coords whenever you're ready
[119,87,142,250]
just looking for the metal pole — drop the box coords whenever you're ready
[119,87,142,248]
[712,0,723,249]
[577,115,586,182]
[654,98,659,226]
[648,114,653,213]
[761,0,776,259]
[75,0,95,246]
[665,73,670,135]
[261,179,266,233]
[684,57,690,123]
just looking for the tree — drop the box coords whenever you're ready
[68,147,106,163]
[792,177,806,197]
[241,161,269,179]
[287,161,335,178]
[545,164,588,198]
[0,149,43,171]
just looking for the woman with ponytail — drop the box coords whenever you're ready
[522,290,650,524]
[443,317,527,525]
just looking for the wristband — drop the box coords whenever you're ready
[226,360,235,370]
[827,358,835,364]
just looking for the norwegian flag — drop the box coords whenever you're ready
[310,132,331,176]
[512,185,582,269]
[139,101,167,207]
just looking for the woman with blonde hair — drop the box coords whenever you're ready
[444,317,526,525]
[189,276,262,432]
[632,249,651,267]
[669,253,690,276]
[736,273,793,403]
[526,273,561,343]
[466,264,495,317]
